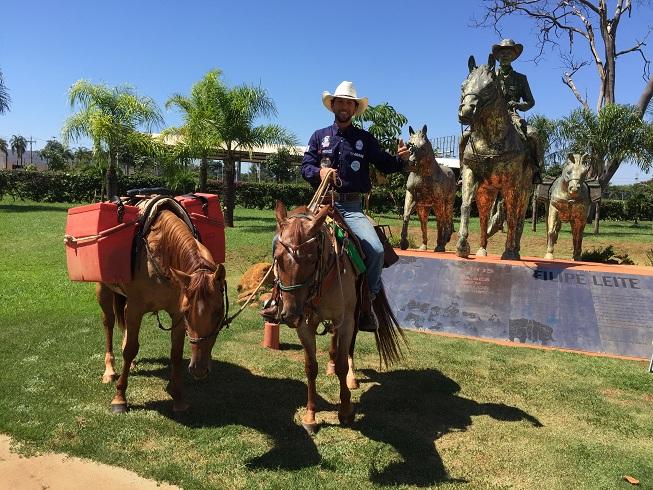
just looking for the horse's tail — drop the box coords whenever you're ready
[113,293,127,331]
[373,285,407,368]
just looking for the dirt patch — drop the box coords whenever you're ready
[0,435,178,490]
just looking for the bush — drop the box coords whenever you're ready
[580,245,634,265]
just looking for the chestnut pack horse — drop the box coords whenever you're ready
[97,209,227,413]
[274,202,404,433]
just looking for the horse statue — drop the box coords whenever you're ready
[457,54,535,260]
[273,201,404,433]
[97,209,227,413]
[399,125,456,252]
[544,153,592,261]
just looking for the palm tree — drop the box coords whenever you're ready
[558,104,653,233]
[181,70,297,227]
[0,138,8,169]
[0,69,10,115]
[62,80,163,197]
[165,73,221,192]
[10,135,27,168]
[558,104,653,185]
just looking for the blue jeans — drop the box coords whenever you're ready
[334,201,383,295]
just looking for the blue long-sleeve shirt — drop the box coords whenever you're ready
[301,123,404,193]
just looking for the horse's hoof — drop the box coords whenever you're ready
[338,409,355,426]
[418,244,427,251]
[399,238,409,250]
[476,248,487,257]
[434,246,445,253]
[111,402,128,414]
[501,251,520,260]
[326,361,335,376]
[347,376,360,390]
[101,374,116,384]
[172,402,190,413]
[544,253,554,260]
[302,422,319,435]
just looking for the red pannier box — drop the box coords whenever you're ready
[64,202,139,282]
[175,193,226,264]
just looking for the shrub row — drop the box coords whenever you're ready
[1,170,650,221]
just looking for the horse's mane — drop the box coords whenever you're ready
[149,210,217,301]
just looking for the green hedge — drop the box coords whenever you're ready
[1,170,649,221]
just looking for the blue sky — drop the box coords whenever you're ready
[1,0,651,183]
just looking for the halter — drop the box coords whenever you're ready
[183,268,230,345]
[275,214,328,293]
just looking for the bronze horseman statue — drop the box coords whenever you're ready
[457,39,542,260]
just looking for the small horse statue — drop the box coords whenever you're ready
[274,201,404,433]
[544,153,592,261]
[97,209,227,413]
[399,125,456,252]
[457,54,535,260]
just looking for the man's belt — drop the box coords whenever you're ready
[322,191,361,203]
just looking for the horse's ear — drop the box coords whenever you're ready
[309,205,330,235]
[275,200,287,228]
[170,268,191,289]
[408,126,414,135]
[468,55,476,73]
[580,153,591,168]
[567,153,576,164]
[488,53,496,71]
[212,263,226,288]
[422,124,427,135]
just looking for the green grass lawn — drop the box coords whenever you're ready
[0,199,652,489]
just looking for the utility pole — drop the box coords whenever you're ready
[27,136,36,165]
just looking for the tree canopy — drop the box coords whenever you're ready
[62,80,163,197]
[0,69,10,115]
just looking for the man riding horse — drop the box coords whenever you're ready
[262,81,410,331]
[460,39,542,184]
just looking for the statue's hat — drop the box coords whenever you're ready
[492,39,524,62]
[322,81,368,116]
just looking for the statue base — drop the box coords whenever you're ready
[383,250,653,362]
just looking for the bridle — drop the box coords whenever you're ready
[275,213,330,306]
[183,268,230,344]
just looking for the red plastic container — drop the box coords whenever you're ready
[175,193,226,263]
[64,202,139,282]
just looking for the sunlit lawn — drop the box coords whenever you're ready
[0,199,651,489]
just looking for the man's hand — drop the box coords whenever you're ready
[320,167,337,183]
[397,138,410,162]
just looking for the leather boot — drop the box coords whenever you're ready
[358,293,378,332]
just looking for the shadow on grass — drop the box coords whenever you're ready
[353,368,543,487]
[134,357,327,471]
[0,203,68,213]
[131,359,541,485]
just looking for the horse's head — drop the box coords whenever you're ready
[170,264,226,380]
[406,124,433,173]
[562,153,592,197]
[274,201,330,329]
[458,54,500,125]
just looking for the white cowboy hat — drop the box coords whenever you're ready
[322,81,369,116]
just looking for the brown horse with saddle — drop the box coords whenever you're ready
[272,196,405,433]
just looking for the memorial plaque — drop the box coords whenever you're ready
[383,251,653,359]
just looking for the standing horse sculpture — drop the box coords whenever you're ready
[544,153,592,261]
[274,201,404,433]
[97,209,227,413]
[457,54,535,260]
[399,125,456,252]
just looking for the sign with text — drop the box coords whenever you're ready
[383,251,653,359]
